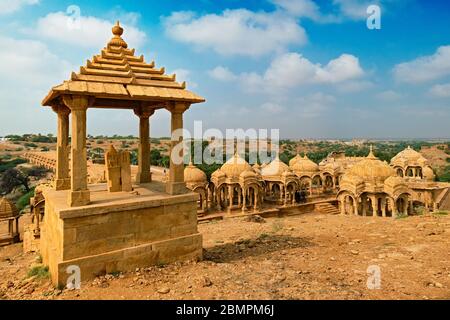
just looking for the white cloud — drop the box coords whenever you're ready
[260,102,285,114]
[208,66,238,82]
[271,0,339,23]
[296,92,336,118]
[393,45,450,84]
[429,83,450,98]
[0,36,71,86]
[215,52,364,92]
[0,36,73,135]
[333,0,379,20]
[272,0,379,22]
[163,9,306,57]
[336,80,374,93]
[0,0,38,15]
[376,90,402,101]
[29,11,146,49]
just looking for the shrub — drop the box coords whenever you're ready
[27,265,50,279]
[24,142,38,148]
[16,187,35,211]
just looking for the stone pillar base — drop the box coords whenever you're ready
[166,182,188,195]
[68,190,90,207]
[136,172,152,184]
[54,178,71,191]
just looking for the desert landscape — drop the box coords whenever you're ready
[1,212,450,300]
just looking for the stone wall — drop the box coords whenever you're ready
[40,192,202,286]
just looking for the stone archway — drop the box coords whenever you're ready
[396,194,409,216]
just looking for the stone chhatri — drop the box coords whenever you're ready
[38,22,204,286]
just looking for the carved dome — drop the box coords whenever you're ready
[289,154,303,167]
[220,153,253,179]
[346,149,395,183]
[391,146,428,165]
[211,169,226,180]
[384,176,406,188]
[261,157,290,177]
[291,155,319,174]
[240,169,258,179]
[0,198,19,219]
[423,166,435,180]
[184,162,207,184]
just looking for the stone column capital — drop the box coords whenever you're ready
[133,107,155,119]
[62,95,93,111]
[51,104,71,116]
[165,101,190,114]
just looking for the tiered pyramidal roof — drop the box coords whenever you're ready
[42,21,205,107]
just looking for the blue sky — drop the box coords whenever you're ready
[0,0,449,139]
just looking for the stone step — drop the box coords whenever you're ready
[315,203,339,215]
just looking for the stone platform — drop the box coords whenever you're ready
[40,182,202,286]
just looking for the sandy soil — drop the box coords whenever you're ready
[1,212,450,300]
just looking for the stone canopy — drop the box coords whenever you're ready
[41,21,206,206]
[42,21,205,109]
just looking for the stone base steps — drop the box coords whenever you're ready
[315,203,340,215]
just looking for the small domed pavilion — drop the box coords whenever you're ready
[337,147,411,217]
[184,162,208,214]
[210,153,264,213]
[0,198,20,245]
[291,155,322,195]
[391,146,434,180]
[261,156,298,206]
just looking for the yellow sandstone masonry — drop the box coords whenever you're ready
[41,186,202,286]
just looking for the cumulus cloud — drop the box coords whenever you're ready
[0,0,38,15]
[0,36,71,86]
[376,90,402,101]
[208,66,238,82]
[333,0,380,20]
[271,0,339,22]
[336,80,374,93]
[429,83,450,98]
[262,52,364,88]
[296,92,336,118]
[393,45,450,84]
[28,11,146,49]
[260,102,285,114]
[163,9,306,57]
[210,52,364,92]
[0,36,73,135]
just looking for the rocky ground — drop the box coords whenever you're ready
[1,212,450,300]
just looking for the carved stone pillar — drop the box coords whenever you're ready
[52,105,71,190]
[134,108,154,184]
[166,102,189,195]
[381,198,386,217]
[242,188,247,213]
[372,196,379,217]
[63,95,90,207]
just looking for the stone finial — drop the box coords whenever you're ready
[108,21,128,48]
[112,21,124,36]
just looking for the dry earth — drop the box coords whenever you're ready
[1,212,450,300]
